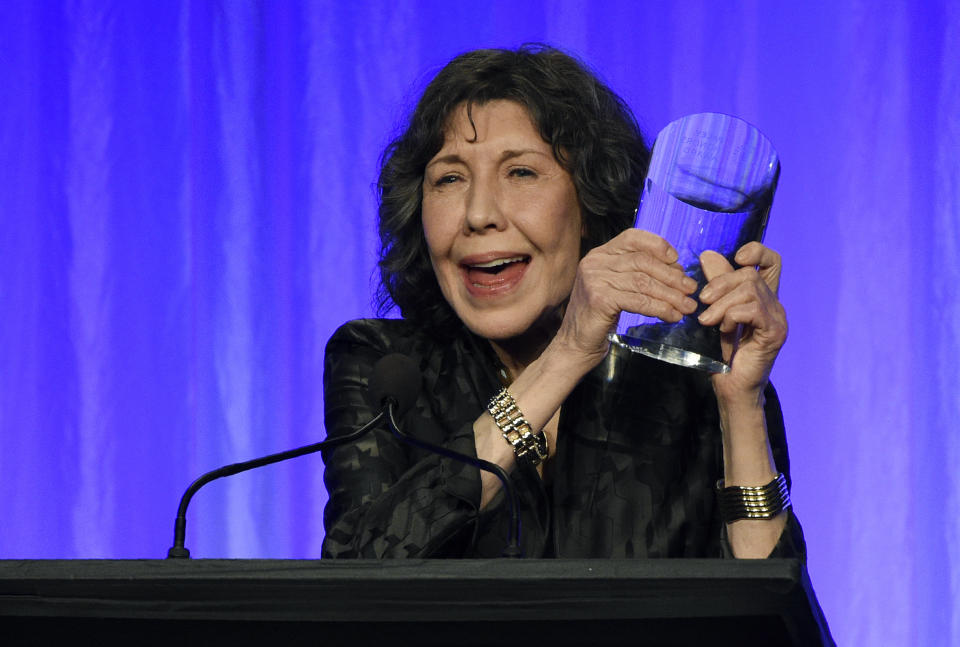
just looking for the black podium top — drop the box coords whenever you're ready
[0,558,832,646]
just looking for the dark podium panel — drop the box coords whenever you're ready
[0,558,832,646]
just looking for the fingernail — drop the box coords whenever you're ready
[698,312,709,324]
[684,297,697,311]
[699,286,713,301]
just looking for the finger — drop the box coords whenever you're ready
[603,249,698,294]
[578,258,697,320]
[584,243,696,295]
[699,250,734,282]
[734,242,782,295]
[573,256,694,321]
[697,278,777,327]
[606,228,681,265]
[574,271,688,324]
[612,285,690,323]
[699,265,770,305]
[734,241,779,267]
[718,302,763,334]
[602,268,698,315]
[713,302,788,345]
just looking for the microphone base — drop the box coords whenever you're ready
[500,545,523,559]
[166,546,191,559]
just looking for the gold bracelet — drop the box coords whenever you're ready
[486,388,548,468]
[717,473,791,522]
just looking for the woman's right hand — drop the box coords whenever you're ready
[474,229,697,502]
[552,228,699,369]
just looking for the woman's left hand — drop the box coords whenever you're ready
[699,242,789,558]
[697,242,787,403]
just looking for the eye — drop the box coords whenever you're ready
[433,173,461,187]
[508,167,537,179]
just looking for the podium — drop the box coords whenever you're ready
[1,558,832,646]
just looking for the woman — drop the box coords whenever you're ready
[322,45,803,560]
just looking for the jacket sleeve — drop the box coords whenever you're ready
[719,383,807,560]
[320,321,484,558]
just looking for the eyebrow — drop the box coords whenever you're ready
[425,148,550,170]
[501,149,549,162]
[425,154,463,170]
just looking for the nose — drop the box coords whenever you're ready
[463,176,506,234]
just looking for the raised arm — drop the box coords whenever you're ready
[699,242,795,558]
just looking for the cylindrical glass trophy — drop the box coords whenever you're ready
[612,112,780,373]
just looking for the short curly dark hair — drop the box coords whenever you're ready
[376,44,650,334]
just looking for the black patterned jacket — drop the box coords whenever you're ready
[321,318,804,559]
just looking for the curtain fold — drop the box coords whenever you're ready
[934,4,960,642]
[0,1,955,644]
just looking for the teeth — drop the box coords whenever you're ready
[469,256,526,269]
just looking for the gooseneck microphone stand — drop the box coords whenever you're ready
[167,353,524,559]
[382,400,523,558]
[166,412,386,559]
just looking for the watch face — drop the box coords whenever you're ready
[533,432,548,459]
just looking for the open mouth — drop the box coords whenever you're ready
[462,255,530,289]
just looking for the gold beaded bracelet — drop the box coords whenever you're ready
[486,388,548,469]
[717,472,791,522]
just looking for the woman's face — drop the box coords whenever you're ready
[422,100,582,342]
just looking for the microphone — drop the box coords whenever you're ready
[165,355,414,559]
[367,353,421,415]
[166,353,522,559]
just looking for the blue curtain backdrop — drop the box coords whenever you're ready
[1,1,957,644]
